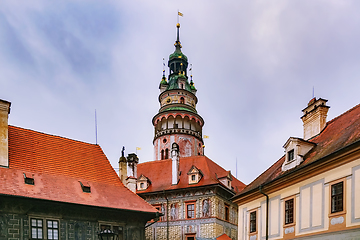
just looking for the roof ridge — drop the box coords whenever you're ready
[326,103,360,126]
[9,125,97,146]
[138,159,171,165]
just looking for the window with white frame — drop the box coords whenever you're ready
[31,218,59,240]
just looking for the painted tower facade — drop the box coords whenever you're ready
[153,23,204,160]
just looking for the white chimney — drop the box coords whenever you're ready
[0,99,11,167]
[171,143,180,185]
[301,98,330,140]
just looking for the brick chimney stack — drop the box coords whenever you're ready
[301,98,330,140]
[0,99,11,167]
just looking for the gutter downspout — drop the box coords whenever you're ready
[259,185,269,240]
[145,212,161,228]
[163,190,169,240]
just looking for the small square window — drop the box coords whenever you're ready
[24,173,34,185]
[140,182,144,189]
[191,175,196,181]
[79,181,91,193]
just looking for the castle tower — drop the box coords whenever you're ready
[152,23,204,160]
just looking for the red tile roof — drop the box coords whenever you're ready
[216,234,232,240]
[137,155,246,194]
[1,126,157,214]
[237,103,360,196]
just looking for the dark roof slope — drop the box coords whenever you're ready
[238,103,360,196]
[137,155,246,194]
[1,126,157,213]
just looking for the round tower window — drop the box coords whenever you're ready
[163,138,167,143]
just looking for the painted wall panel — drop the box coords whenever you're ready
[312,183,322,227]
[301,187,311,229]
[270,198,279,235]
[354,167,360,219]
[261,202,266,238]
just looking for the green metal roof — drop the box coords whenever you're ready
[167,75,192,91]
[161,106,197,114]
[169,51,188,61]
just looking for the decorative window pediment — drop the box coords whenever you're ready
[187,165,203,184]
[137,174,151,191]
[217,171,233,189]
[282,137,316,171]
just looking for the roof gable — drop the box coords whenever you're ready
[237,103,360,197]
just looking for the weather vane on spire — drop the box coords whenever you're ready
[177,10,183,24]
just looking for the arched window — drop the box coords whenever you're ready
[180,83,184,89]
[165,148,169,159]
[180,97,185,104]
[161,149,164,160]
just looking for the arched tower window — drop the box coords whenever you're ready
[161,149,164,160]
[165,148,169,159]
[180,97,185,104]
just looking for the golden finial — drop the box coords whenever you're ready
[176,23,180,28]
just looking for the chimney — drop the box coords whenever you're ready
[118,146,127,183]
[301,98,330,140]
[0,99,11,168]
[127,153,139,178]
[171,142,180,185]
[126,153,139,193]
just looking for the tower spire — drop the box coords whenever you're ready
[153,23,204,160]
[175,23,182,52]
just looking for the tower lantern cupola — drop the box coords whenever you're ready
[153,23,204,160]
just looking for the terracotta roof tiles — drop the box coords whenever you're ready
[2,126,157,214]
[137,155,246,194]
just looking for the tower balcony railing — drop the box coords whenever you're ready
[154,128,202,140]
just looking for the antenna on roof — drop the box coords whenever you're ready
[312,86,315,99]
[236,157,238,178]
[95,109,98,145]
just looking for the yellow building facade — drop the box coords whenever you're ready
[233,98,360,239]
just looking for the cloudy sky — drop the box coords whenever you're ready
[1,1,360,184]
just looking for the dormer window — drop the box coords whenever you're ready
[188,165,203,184]
[217,171,233,190]
[79,181,91,193]
[23,173,34,185]
[282,137,316,172]
[137,174,151,191]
